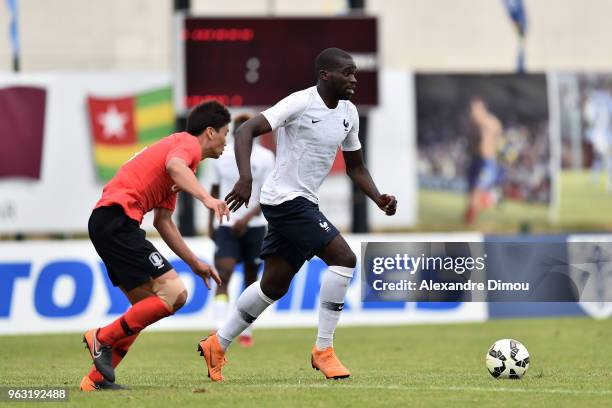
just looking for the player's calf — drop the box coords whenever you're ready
[152,272,188,313]
[316,265,354,349]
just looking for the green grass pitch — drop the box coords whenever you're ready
[1,317,611,407]
[418,170,612,233]
[418,189,549,233]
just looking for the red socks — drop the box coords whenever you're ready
[87,296,172,383]
[97,296,172,346]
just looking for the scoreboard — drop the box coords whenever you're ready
[177,16,378,111]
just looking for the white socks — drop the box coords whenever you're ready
[316,266,354,351]
[212,294,229,329]
[215,266,354,352]
[217,282,274,351]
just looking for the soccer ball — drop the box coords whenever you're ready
[485,339,530,379]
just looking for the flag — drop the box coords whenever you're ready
[87,87,174,181]
[5,0,19,57]
[0,86,46,179]
[502,0,528,73]
[502,0,527,37]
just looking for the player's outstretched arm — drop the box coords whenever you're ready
[226,114,272,212]
[343,149,397,216]
[166,157,229,223]
[153,208,221,289]
[208,184,220,240]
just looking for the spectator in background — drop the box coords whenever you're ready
[207,113,275,347]
[583,82,612,192]
[464,97,503,224]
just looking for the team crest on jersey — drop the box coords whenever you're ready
[343,119,349,131]
[149,252,165,269]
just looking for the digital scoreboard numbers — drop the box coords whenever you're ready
[181,17,378,109]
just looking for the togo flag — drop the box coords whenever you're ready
[87,87,174,182]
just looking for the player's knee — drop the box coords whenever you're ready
[171,289,188,313]
[215,263,234,286]
[154,277,188,313]
[329,264,355,278]
[260,280,289,301]
[261,286,286,301]
[337,251,357,268]
[243,264,259,285]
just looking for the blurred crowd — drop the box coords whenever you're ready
[418,109,551,204]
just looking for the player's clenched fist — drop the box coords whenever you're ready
[377,194,397,216]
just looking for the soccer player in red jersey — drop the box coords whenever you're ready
[80,100,231,391]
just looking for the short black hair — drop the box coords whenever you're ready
[314,47,353,74]
[186,100,231,136]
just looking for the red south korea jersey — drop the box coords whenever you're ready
[95,132,202,223]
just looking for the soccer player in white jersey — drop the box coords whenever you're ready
[207,113,275,347]
[198,47,397,381]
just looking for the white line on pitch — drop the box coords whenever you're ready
[239,383,612,396]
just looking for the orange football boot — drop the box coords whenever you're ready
[311,346,351,379]
[79,375,126,391]
[79,375,98,391]
[197,333,227,382]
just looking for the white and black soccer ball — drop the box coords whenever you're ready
[485,339,530,379]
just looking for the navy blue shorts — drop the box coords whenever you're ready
[214,225,266,265]
[468,157,498,191]
[260,197,340,271]
[88,205,173,292]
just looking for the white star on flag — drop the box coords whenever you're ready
[98,104,129,139]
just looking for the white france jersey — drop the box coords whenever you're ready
[208,143,275,228]
[260,86,361,206]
